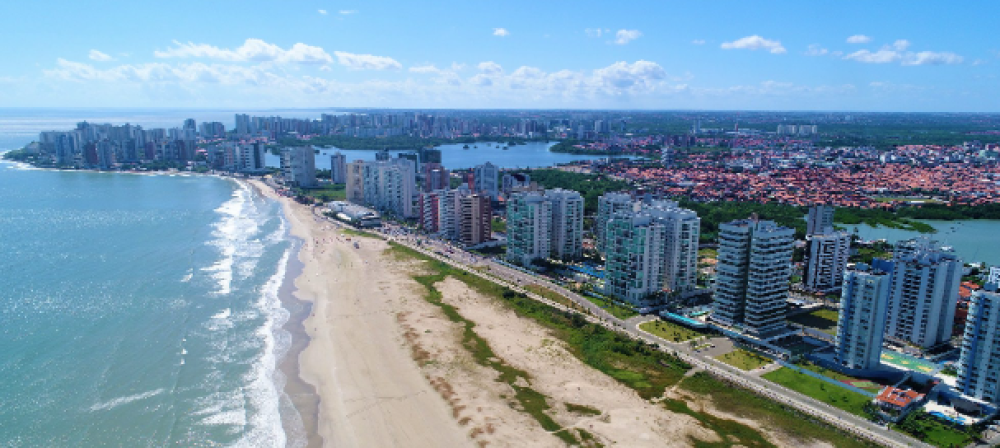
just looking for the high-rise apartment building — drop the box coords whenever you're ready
[712,218,794,338]
[330,152,347,184]
[957,285,1000,403]
[280,146,317,188]
[422,162,450,192]
[804,231,851,294]
[459,194,492,246]
[547,188,584,260]
[362,159,417,218]
[419,190,443,233]
[603,202,700,308]
[807,205,835,235]
[502,172,531,197]
[345,160,365,203]
[596,192,635,256]
[473,162,499,199]
[885,238,962,349]
[506,190,553,266]
[836,264,892,370]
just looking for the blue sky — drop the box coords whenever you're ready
[1,0,997,111]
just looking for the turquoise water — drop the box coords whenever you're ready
[0,163,298,446]
[851,220,1000,266]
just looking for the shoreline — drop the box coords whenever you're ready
[245,178,323,448]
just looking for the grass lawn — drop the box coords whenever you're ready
[698,248,718,258]
[340,228,378,238]
[788,308,839,335]
[638,320,706,342]
[578,291,639,319]
[301,184,346,202]
[894,411,977,448]
[716,349,773,371]
[762,367,870,416]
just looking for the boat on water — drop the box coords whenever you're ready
[463,144,470,149]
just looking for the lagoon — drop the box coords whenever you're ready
[265,141,634,170]
[849,220,1000,266]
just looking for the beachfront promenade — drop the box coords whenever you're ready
[308,205,931,448]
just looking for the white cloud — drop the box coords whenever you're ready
[903,51,963,66]
[585,28,609,38]
[334,51,402,70]
[720,35,786,54]
[691,39,706,45]
[613,29,642,45]
[339,10,357,15]
[477,61,503,75]
[318,9,327,15]
[846,35,872,44]
[493,28,509,37]
[805,44,829,56]
[844,49,902,64]
[844,41,963,66]
[409,65,441,74]
[155,38,333,64]
[88,50,114,62]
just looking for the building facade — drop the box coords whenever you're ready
[804,231,851,294]
[459,194,492,246]
[603,203,700,308]
[836,264,892,370]
[505,190,552,266]
[957,286,1000,403]
[596,192,635,256]
[885,238,962,349]
[330,152,347,184]
[280,146,317,188]
[712,219,794,338]
[547,189,584,260]
[345,160,365,203]
[473,162,499,199]
[806,204,835,236]
[361,159,418,218]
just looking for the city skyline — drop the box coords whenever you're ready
[1,1,998,111]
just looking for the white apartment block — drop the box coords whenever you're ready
[712,219,794,338]
[547,188,584,260]
[596,192,635,256]
[836,265,892,371]
[603,203,700,308]
[280,146,316,188]
[345,160,365,203]
[505,190,553,266]
[885,238,961,349]
[804,231,851,294]
[958,287,1000,403]
[361,159,418,218]
[330,152,347,184]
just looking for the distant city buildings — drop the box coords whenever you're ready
[836,263,892,371]
[422,163,450,192]
[884,238,962,349]
[502,172,531,197]
[957,285,1000,403]
[712,218,794,338]
[280,147,317,188]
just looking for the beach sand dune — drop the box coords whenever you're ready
[270,184,473,448]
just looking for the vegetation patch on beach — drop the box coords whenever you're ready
[762,367,870,416]
[679,372,876,448]
[387,243,872,447]
[715,349,772,371]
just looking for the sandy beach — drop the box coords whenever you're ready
[250,178,807,448]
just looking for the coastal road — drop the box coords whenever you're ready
[313,208,929,448]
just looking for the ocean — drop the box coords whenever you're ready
[0,110,304,446]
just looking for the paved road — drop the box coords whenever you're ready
[315,209,931,448]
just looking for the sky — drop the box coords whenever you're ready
[0,1,997,112]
